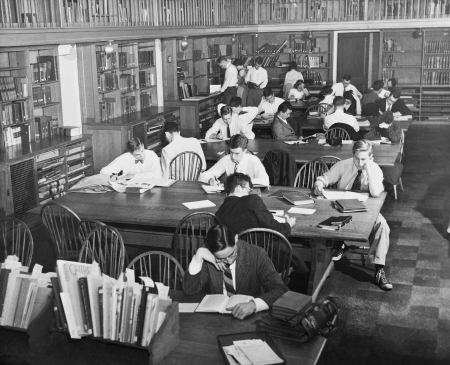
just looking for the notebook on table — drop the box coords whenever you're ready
[335,199,368,213]
[318,216,353,230]
[282,192,314,206]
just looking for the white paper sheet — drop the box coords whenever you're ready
[182,200,216,209]
[199,138,230,143]
[322,190,369,202]
[178,303,200,313]
[288,207,316,215]
[341,140,353,144]
[202,185,224,193]
[273,216,286,223]
[269,210,284,216]
[233,340,284,365]
[284,140,308,145]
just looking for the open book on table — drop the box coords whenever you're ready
[195,294,254,314]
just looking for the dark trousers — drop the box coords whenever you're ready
[223,86,237,105]
[247,88,263,107]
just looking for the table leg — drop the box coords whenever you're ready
[308,238,334,302]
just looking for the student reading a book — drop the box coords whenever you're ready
[283,62,304,98]
[160,122,207,178]
[233,59,249,107]
[362,80,390,107]
[364,111,402,143]
[323,97,360,133]
[343,90,358,116]
[205,103,256,140]
[183,224,289,319]
[198,134,270,186]
[216,56,238,105]
[288,79,310,101]
[245,57,268,107]
[313,140,393,291]
[374,89,411,116]
[100,137,162,181]
[271,102,303,141]
[257,88,284,115]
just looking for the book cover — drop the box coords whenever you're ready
[87,272,103,337]
[318,216,353,230]
[50,276,68,332]
[25,286,52,329]
[78,276,93,334]
[282,192,314,206]
[12,276,34,327]
[2,268,28,326]
[272,291,312,314]
[195,294,254,314]
[335,199,368,213]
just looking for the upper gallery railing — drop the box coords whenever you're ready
[0,0,448,28]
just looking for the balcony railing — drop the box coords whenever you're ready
[0,0,448,28]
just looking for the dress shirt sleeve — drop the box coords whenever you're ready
[355,96,362,115]
[351,85,363,99]
[245,69,251,83]
[253,298,269,312]
[160,148,170,178]
[242,107,258,122]
[251,157,270,186]
[183,256,212,296]
[331,83,338,96]
[257,99,265,114]
[134,152,162,180]
[195,143,207,172]
[221,64,237,92]
[288,88,297,99]
[188,254,204,275]
[259,69,268,89]
[316,161,344,187]
[365,160,384,197]
[350,116,360,132]
[99,154,127,176]
[205,120,222,139]
[323,115,332,131]
[198,158,227,184]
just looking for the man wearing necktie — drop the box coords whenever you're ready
[100,137,162,181]
[374,89,411,117]
[313,140,393,291]
[183,224,288,319]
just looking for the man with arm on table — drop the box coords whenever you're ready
[183,224,289,319]
[100,137,162,181]
[374,89,411,116]
[199,134,270,186]
[257,87,284,116]
[313,140,393,291]
[216,56,238,105]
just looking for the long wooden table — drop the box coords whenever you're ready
[159,291,329,365]
[31,182,386,301]
[202,139,402,166]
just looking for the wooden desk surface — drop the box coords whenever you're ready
[35,182,385,243]
[161,291,327,365]
[202,139,401,167]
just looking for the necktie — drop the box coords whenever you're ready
[135,159,143,164]
[234,161,239,173]
[227,125,231,138]
[223,265,235,297]
[351,170,363,191]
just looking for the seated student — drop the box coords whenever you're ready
[271,102,303,141]
[343,90,357,116]
[331,74,362,116]
[364,111,401,143]
[314,140,392,291]
[319,86,335,106]
[100,137,162,180]
[283,61,303,96]
[324,96,360,133]
[160,121,207,178]
[288,79,310,100]
[182,224,289,319]
[362,80,390,106]
[199,134,270,186]
[374,89,411,116]
[216,173,295,237]
[257,88,284,116]
[205,102,256,140]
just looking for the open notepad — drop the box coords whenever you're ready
[195,294,254,314]
[322,190,369,202]
[183,200,216,210]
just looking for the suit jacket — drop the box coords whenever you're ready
[262,149,298,187]
[374,98,411,115]
[182,240,289,307]
[271,115,298,140]
[215,195,291,237]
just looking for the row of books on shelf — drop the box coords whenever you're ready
[256,40,287,54]
[0,100,29,126]
[119,74,137,93]
[138,50,154,68]
[424,40,450,54]
[0,76,28,100]
[99,98,115,122]
[122,95,137,115]
[192,49,204,61]
[424,56,450,69]
[208,44,231,58]
[96,52,117,72]
[139,70,155,88]
[31,56,58,83]
[98,72,118,92]
[383,38,398,52]
[40,191,67,205]
[38,178,66,194]
[382,54,395,67]
[140,92,153,109]
[423,71,450,85]
[300,55,324,68]
[178,81,194,99]
[382,70,395,80]
[259,55,280,67]
[1,124,29,148]
[64,2,88,23]
[35,116,58,140]
[32,86,52,104]
[303,70,323,85]
[293,39,318,53]
[118,51,136,69]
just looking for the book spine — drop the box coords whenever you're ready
[98,287,103,337]
[50,276,68,332]
[78,277,93,334]
[136,287,149,345]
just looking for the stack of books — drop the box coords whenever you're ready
[272,291,312,324]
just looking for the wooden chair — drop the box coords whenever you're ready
[78,225,126,280]
[294,158,329,188]
[0,217,34,267]
[127,251,184,290]
[324,127,351,140]
[173,212,222,270]
[169,151,202,181]
[78,219,106,244]
[238,228,292,284]
[305,104,328,117]
[319,155,341,168]
[40,201,82,260]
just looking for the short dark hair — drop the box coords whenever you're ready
[388,78,397,88]
[230,97,242,107]
[277,101,293,114]
[342,74,352,81]
[288,61,298,71]
[126,137,143,153]
[379,111,394,125]
[163,121,179,133]
[229,134,248,150]
[232,59,243,67]
[224,172,253,195]
[343,90,354,100]
[220,105,233,117]
[391,89,401,99]
[294,79,304,88]
[263,88,274,98]
[206,225,235,253]
[372,80,384,90]
[216,56,227,64]
[333,96,345,107]
[255,56,263,65]
[320,86,333,96]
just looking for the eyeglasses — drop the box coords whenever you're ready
[215,247,238,264]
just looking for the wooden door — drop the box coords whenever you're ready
[337,33,370,93]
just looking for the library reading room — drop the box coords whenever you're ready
[0,1,450,365]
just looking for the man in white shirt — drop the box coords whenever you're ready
[160,121,206,179]
[216,56,238,105]
[283,62,304,97]
[100,137,162,180]
[257,88,284,116]
[324,96,360,133]
[205,101,256,140]
[245,56,268,107]
[199,134,270,186]
[331,74,362,116]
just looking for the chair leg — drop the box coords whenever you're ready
[393,185,397,200]
[398,177,404,192]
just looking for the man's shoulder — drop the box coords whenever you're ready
[144,149,158,158]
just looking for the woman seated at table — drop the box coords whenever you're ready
[183,224,289,319]
[283,61,304,98]
[271,102,303,141]
[364,111,401,143]
[319,86,334,106]
[288,79,310,100]
[343,90,357,116]
[99,137,162,181]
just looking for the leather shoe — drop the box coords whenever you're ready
[375,269,393,291]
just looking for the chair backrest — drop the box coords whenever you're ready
[399,129,405,161]
[127,251,184,290]
[78,225,126,280]
[0,217,34,267]
[319,155,342,168]
[306,104,328,117]
[40,202,82,260]
[78,219,107,244]
[324,127,351,140]
[238,228,292,283]
[294,158,329,188]
[169,151,202,181]
[173,212,222,270]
